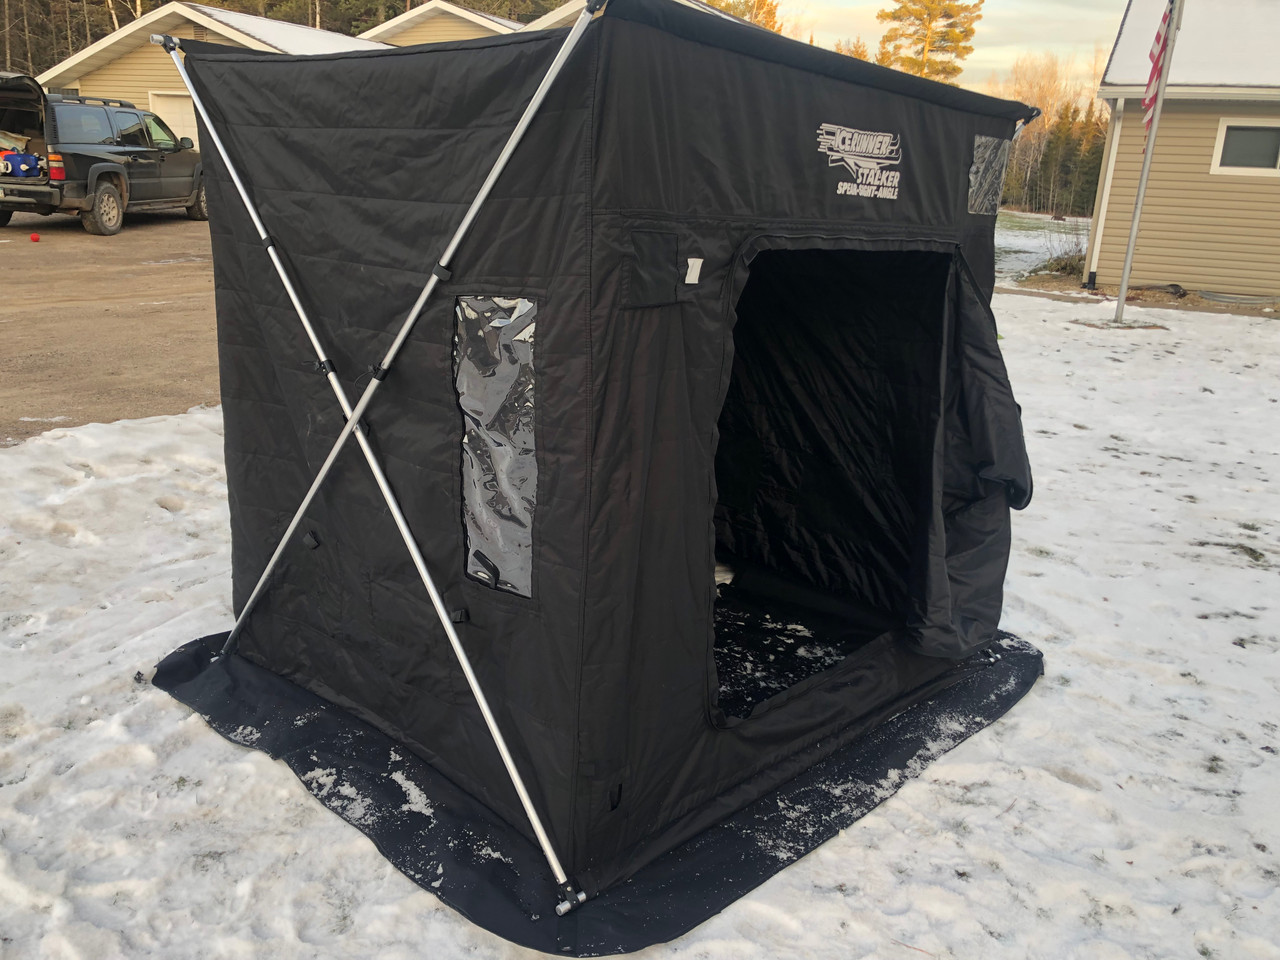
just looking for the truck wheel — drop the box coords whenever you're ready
[82,183,124,236]
[185,181,208,221]
[0,210,12,227]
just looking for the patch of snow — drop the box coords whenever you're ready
[302,766,337,798]
[390,770,434,818]
[475,845,513,865]
[994,210,1089,281]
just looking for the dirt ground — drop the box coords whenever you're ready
[0,209,219,446]
[1007,271,1280,318]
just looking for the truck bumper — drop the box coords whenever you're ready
[0,182,88,213]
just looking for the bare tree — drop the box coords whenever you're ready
[834,36,869,60]
[22,0,33,72]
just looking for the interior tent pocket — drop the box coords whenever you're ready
[454,296,538,598]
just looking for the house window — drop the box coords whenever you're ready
[1210,118,1280,177]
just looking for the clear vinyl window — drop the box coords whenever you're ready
[454,296,537,597]
[968,135,1012,216]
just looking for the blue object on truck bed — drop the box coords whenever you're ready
[0,152,41,177]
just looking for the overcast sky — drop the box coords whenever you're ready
[794,0,1132,91]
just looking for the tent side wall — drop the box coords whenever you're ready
[572,10,1031,887]
[185,31,598,863]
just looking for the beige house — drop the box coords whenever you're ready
[358,0,520,45]
[36,3,387,147]
[1085,0,1280,297]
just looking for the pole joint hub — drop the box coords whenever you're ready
[554,882,588,916]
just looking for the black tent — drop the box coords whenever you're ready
[152,0,1041,952]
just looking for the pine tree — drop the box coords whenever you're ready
[875,33,897,67]
[834,37,869,60]
[874,0,983,81]
[704,0,783,33]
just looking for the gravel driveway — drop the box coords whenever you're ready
[1,209,219,445]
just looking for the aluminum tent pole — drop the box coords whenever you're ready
[152,8,599,912]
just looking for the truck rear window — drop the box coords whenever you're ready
[53,104,113,144]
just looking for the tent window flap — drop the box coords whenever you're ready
[454,296,538,597]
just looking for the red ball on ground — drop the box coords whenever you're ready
[30,233,39,242]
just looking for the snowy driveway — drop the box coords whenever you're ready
[1,294,1277,959]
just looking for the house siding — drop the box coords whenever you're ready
[72,25,246,148]
[73,25,245,108]
[1091,99,1280,297]
[380,14,498,46]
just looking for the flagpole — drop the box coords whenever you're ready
[1113,0,1185,325]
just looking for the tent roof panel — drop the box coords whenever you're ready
[604,0,1037,123]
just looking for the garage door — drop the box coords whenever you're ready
[149,91,199,148]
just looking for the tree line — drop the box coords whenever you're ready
[985,51,1109,218]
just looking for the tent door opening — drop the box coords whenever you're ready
[712,248,954,719]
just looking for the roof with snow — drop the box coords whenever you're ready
[1101,0,1280,98]
[186,3,389,54]
[359,0,521,43]
[38,1,387,91]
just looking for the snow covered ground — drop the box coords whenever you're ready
[2,293,1278,959]
[994,210,1090,280]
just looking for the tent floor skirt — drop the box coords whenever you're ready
[152,633,1042,956]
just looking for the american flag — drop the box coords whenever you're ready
[1142,0,1177,130]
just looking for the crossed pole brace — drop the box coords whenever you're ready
[152,4,601,914]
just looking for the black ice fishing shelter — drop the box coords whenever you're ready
[153,0,1039,951]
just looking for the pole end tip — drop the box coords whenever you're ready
[554,885,588,915]
[150,34,181,52]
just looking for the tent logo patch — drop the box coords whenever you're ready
[816,123,902,200]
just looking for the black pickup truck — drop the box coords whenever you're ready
[1,72,205,235]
